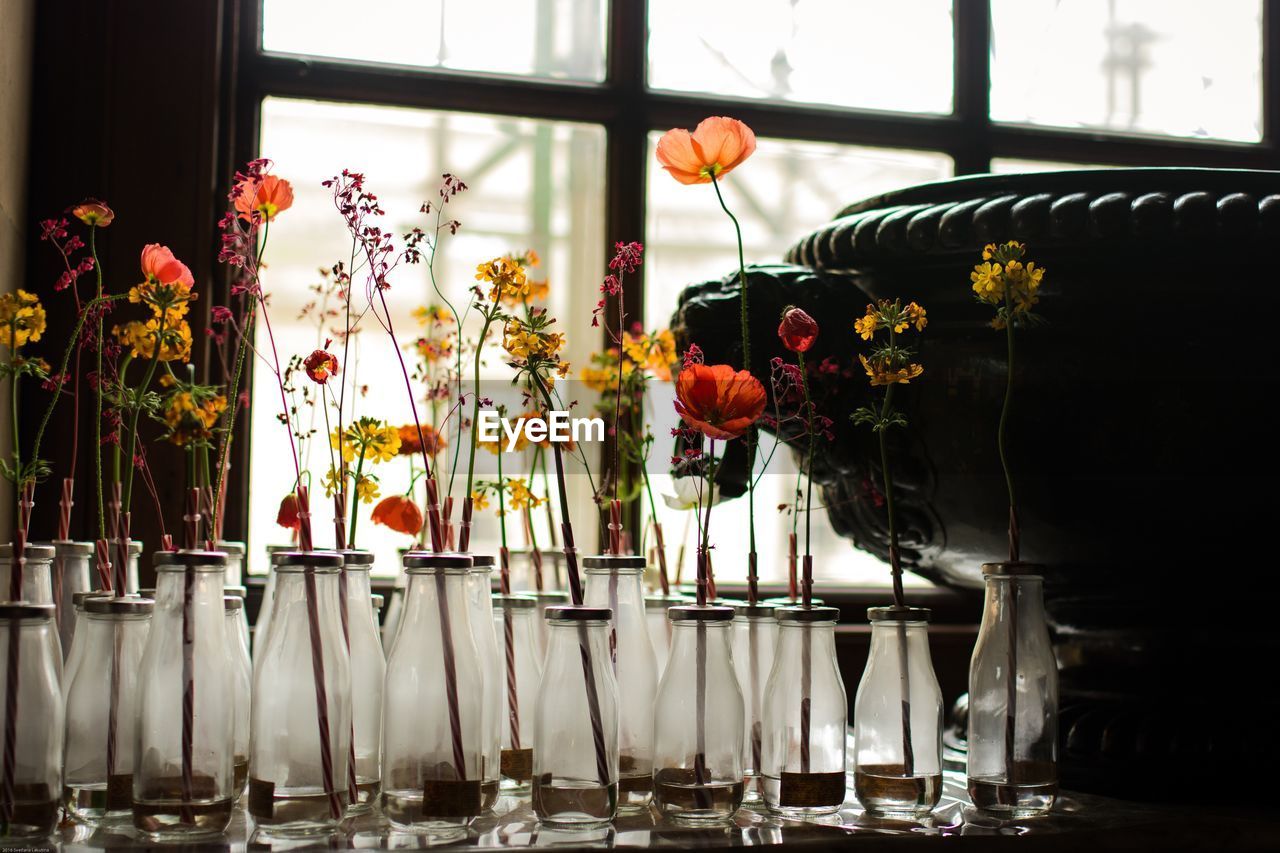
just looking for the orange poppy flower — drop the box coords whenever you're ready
[276,492,300,531]
[397,423,444,457]
[72,199,114,227]
[371,494,424,536]
[235,173,294,222]
[655,117,757,185]
[674,363,766,441]
[140,243,194,289]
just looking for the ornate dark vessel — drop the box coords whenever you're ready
[671,168,1280,801]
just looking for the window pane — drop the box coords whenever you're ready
[248,98,605,576]
[990,0,1263,142]
[647,0,953,114]
[645,136,951,587]
[262,0,607,81]
[989,158,1115,173]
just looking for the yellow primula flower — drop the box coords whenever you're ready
[163,391,226,446]
[0,290,47,349]
[413,304,454,327]
[859,354,924,386]
[471,490,490,512]
[854,305,879,341]
[354,474,380,504]
[526,279,550,302]
[904,302,927,332]
[505,477,544,512]
[322,466,342,498]
[114,317,193,362]
[333,417,401,464]
[970,262,1004,304]
[476,256,529,304]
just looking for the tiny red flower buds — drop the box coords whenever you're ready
[778,306,819,353]
[303,349,339,384]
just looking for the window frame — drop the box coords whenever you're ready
[226,0,1280,546]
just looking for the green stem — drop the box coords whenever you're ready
[710,173,757,560]
[997,295,1018,561]
[10,324,20,486]
[92,227,106,539]
[465,312,497,500]
[348,451,365,546]
[878,382,904,608]
[122,315,166,510]
[496,446,508,551]
[798,351,814,560]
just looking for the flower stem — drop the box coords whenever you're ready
[998,297,1019,562]
[92,227,106,540]
[121,314,166,511]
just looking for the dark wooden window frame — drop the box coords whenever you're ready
[223,0,1280,550]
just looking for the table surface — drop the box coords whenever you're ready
[25,738,1280,851]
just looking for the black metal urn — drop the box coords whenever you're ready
[671,168,1280,801]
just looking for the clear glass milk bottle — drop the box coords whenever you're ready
[492,594,541,794]
[62,595,153,825]
[0,603,62,838]
[338,549,384,814]
[223,595,251,799]
[653,605,744,823]
[0,543,56,604]
[732,601,778,804]
[967,562,1058,817]
[50,541,94,658]
[133,550,235,839]
[216,540,245,588]
[761,606,847,816]
[532,606,619,828]
[583,555,656,811]
[853,606,943,817]
[465,554,502,811]
[382,553,484,833]
[645,593,685,680]
[249,551,352,836]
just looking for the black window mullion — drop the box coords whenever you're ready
[953,0,992,175]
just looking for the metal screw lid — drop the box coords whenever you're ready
[777,605,841,623]
[0,602,54,619]
[469,554,495,569]
[270,551,344,570]
[733,601,779,619]
[582,555,646,571]
[86,595,154,615]
[493,594,537,609]
[763,595,826,607]
[370,593,385,610]
[215,541,246,556]
[668,605,735,623]
[0,544,56,561]
[73,591,107,607]
[544,605,612,622]
[867,605,931,623]
[155,550,228,569]
[530,590,571,602]
[982,561,1045,577]
[403,552,473,572]
[223,596,243,612]
[224,585,247,599]
[336,549,375,566]
[645,594,688,609]
[49,541,94,556]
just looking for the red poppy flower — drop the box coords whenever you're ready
[304,349,339,384]
[778,307,818,353]
[371,495,424,536]
[674,363,767,441]
[397,423,444,456]
[72,199,114,227]
[234,174,294,222]
[276,492,300,530]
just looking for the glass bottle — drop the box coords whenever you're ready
[652,605,744,823]
[133,550,234,838]
[223,595,251,800]
[50,540,93,658]
[492,594,541,794]
[732,601,778,805]
[225,584,250,651]
[0,603,62,838]
[249,551,352,836]
[216,540,245,588]
[62,595,153,825]
[529,589,569,657]
[338,549,384,814]
[583,555,656,812]
[853,606,943,817]
[253,543,291,664]
[761,606,847,816]
[382,552,484,833]
[0,544,62,669]
[103,539,142,595]
[62,590,105,694]
[967,562,1058,818]
[466,554,502,811]
[644,594,686,680]
[532,606,619,828]
[380,556,407,654]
